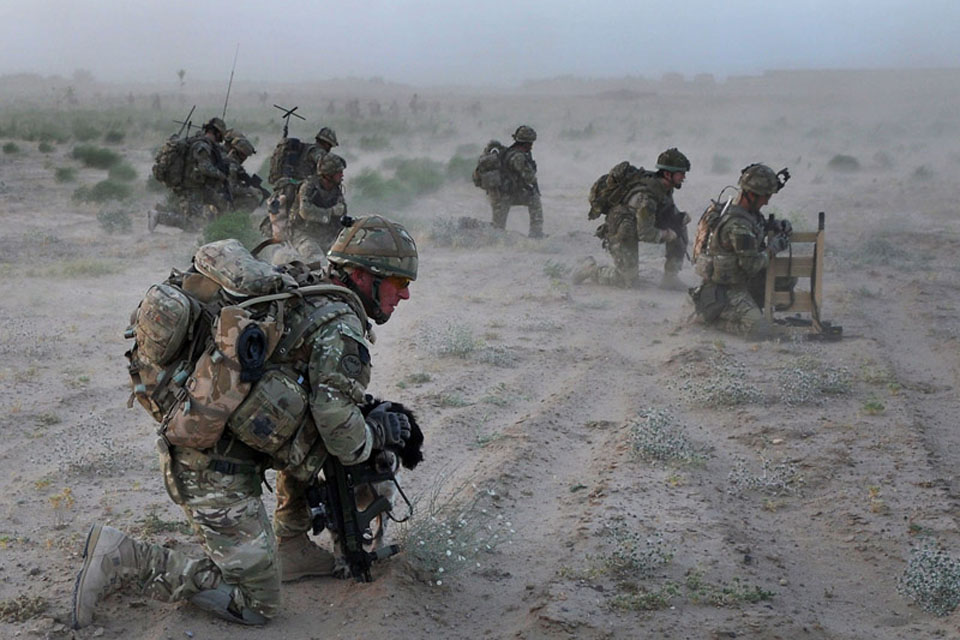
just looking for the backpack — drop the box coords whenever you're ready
[472,140,506,190]
[691,197,731,261]
[126,239,363,454]
[152,134,199,189]
[268,137,310,185]
[587,162,650,220]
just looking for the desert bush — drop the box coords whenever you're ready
[850,235,912,266]
[71,144,120,169]
[72,122,101,142]
[685,570,775,607]
[0,594,47,622]
[898,543,960,616]
[629,409,706,465]
[349,168,414,209]
[107,161,137,182]
[399,476,514,586]
[96,205,133,234]
[54,167,77,183]
[358,134,391,151]
[777,356,852,406]
[678,353,764,407]
[422,322,479,358]
[559,123,596,140]
[202,210,260,250]
[913,165,934,180]
[72,179,132,203]
[429,217,505,249]
[595,525,674,578]
[38,141,54,153]
[446,154,474,182]
[103,129,125,144]
[727,456,804,497]
[394,157,445,195]
[2,142,20,154]
[542,260,570,279]
[827,154,860,172]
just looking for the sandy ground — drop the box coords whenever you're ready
[1,72,960,639]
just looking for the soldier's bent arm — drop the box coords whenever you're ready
[507,151,537,185]
[191,142,226,182]
[630,190,668,243]
[297,181,346,224]
[307,315,374,465]
[722,219,769,275]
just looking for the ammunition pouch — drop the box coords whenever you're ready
[691,283,729,322]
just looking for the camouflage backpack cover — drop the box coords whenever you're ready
[268,137,310,185]
[126,239,364,460]
[587,162,651,220]
[152,134,201,189]
[472,140,507,191]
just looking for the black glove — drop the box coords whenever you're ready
[366,402,411,450]
[768,234,790,255]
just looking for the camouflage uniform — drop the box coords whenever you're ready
[691,163,791,339]
[596,175,686,287]
[224,134,263,214]
[286,154,347,263]
[152,127,230,231]
[488,126,543,238]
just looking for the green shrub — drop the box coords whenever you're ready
[358,134,391,151]
[393,158,445,195]
[2,142,20,154]
[107,161,137,182]
[349,169,414,209]
[72,122,101,142]
[202,210,260,250]
[446,154,474,182]
[38,141,54,153]
[55,167,77,183]
[72,179,133,203]
[145,175,165,192]
[899,543,960,616]
[71,145,120,169]
[827,154,860,172]
[559,123,596,140]
[96,205,133,234]
[103,130,125,144]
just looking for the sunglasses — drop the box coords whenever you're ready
[387,276,411,290]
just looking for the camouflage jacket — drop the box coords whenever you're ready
[623,175,680,243]
[188,137,228,185]
[301,145,327,177]
[277,289,374,479]
[700,203,769,285]
[502,146,538,194]
[295,177,346,227]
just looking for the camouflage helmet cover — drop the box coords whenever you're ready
[327,215,418,281]
[655,147,691,172]
[315,126,339,146]
[317,152,346,176]
[227,134,255,158]
[204,117,227,137]
[512,125,537,143]
[738,163,780,195]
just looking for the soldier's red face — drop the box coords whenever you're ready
[377,276,411,316]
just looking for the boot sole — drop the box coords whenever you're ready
[71,523,103,629]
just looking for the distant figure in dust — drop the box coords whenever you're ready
[473,125,544,239]
[574,148,691,290]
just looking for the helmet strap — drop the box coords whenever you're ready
[339,268,390,324]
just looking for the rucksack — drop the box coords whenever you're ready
[126,239,363,454]
[691,197,732,261]
[152,134,199,189]
[472,140,506,190]
[268,137,311,185]
[587,162,651,220]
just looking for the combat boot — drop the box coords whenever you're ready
[72,524,141,629]
[572,256,599,285]
[278,533,335,582]
[658,271,688,291]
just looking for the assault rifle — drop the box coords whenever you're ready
[238,170,270,204]
[306,454,404,582]
[655,208,691,261]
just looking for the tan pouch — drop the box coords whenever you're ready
[163,306,281,449]
[194,239,294,296]
[227,367,309,454]
[135,284,197,366]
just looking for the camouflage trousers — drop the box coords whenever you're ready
[273,470,313,539]
[154,187,227,231]
[597,210,686,287]
[489,191,543,237]
[135,449,281,618]
[696,277,793,340]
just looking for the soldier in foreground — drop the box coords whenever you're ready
[574,148,691,290]
[72,216,418,628]
[689,163,791,339]
[476,125,544,239]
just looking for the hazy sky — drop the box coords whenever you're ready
[2,0,958,86]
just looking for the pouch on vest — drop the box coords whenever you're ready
[163,306,281,449]
[135,284,198,366]
[227,367,309,454]
[156,437,185,505]
[194,239,296,296]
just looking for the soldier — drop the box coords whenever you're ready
[72,216,418,628]
[269,127,338,218]
[150,117,230,232]
[286,153,348,263]
[486,125,544,239]
[223,132,266,213]
[689,163,791,340]
[573,148,691,290]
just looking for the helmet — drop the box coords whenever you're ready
[512,125,537,143]
[327,215,418,281]
[655,148,691,173]
[315,127,339,147]
[317,153,346,176]
[203,117,227,138]
[228,135,255,158]
[738,163,780,195]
